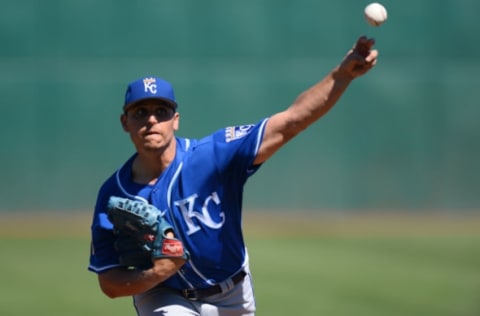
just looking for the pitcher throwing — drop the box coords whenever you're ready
[88,36,378,316]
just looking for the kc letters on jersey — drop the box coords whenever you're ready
[174,192,225,235]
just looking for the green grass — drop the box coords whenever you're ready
[248,236,480,316]
[1,223,480,315]
[0,238,135,316]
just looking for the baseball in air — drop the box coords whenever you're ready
[364,3,388,27]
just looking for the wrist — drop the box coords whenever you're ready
[151,258,185,280]
[331,66,355,82]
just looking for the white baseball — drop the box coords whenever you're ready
[364,3,388,27]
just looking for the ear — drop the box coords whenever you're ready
[120,113,129,132]
[172,112,180,131]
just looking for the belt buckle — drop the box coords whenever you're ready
[183,289,198,301]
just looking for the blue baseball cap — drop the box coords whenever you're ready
[123,76,177,111]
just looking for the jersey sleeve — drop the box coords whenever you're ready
[88,183,122,274]
[210,118,269,180]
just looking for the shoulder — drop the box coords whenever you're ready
[98,154,136,191]
[184,119,268,147]
[95,155,137,210]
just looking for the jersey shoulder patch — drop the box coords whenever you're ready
[225,125,255,143]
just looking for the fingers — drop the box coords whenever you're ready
[366,49,378,63]
[355,35,375,58]
[337,36,379,79]
[358,35,375,47]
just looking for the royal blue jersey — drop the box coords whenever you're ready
[88,118,268,290]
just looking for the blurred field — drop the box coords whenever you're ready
[0,211,479,316]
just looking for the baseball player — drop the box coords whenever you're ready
[88,36,378,316]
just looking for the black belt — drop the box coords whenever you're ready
[181,270,247,300]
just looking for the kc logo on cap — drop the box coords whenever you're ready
[143,77,158,94]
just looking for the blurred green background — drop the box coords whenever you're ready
[1,0,479,212]
[1,1,480,315]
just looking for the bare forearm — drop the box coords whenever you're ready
[98,259,183,298]
[287,67,353,133]
[285,36,378,132]
[253,69,351,164]
[98,268,159,298]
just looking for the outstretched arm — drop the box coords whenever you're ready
[254,36,378,165]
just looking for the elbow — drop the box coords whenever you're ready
[283,118,306,140]
[100,282,121,299]
[98,275,124,299]
[283,107,314,137]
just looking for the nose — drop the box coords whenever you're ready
[146,113,160,124]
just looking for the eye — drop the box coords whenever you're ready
[133,107,149,119]
[155,108,169,117]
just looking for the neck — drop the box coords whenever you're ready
[132,140,177,185]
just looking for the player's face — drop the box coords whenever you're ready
[121,100,179,153]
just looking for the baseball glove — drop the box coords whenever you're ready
[107,196,189,267]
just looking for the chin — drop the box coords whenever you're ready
[142,143,165,152]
